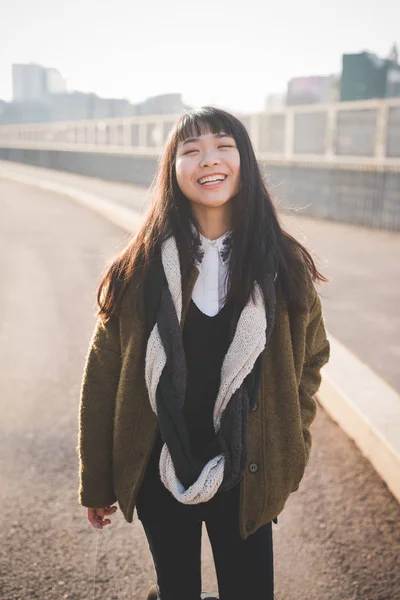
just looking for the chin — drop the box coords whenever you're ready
[195,196,232,208]
[200,201,230,210]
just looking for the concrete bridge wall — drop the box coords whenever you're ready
[1,98,399,231]
[1,146,398,231]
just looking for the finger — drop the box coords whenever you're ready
[90,518,102,529]
[98,515,112,524]
[104,507,117,515]
[87,509,102,528]
[94,518,104,529]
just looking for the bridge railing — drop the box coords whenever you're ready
[1,98,400,169]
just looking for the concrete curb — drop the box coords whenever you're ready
[0,169,143,233]
[320,338,400,502]
[2,167,400,504]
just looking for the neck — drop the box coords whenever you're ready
[191,203,232,240]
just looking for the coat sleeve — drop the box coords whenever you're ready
[77,313,121,508]
[299,288,330,465]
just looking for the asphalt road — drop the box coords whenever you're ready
[281,210,400,393]
[0,179,399,600]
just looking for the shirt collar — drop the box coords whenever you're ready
[190,223,232,266]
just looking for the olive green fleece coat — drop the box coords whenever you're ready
[78,264,330,540]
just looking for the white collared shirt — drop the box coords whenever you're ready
[191,230,232,317]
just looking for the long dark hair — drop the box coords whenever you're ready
[97,106,328,322]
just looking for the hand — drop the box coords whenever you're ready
[87,505,118,529]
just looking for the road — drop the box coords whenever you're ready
[281,210,400,393]
[0,179,399,600]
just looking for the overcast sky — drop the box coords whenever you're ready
[1,0,399,112]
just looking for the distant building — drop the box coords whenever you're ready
[264,93,285,110]
[12,63,47,102]
[287,75,338,106]
[0,100,47,124]
[135,93,187,115]
[4,63,188,124]
[45,68,67,95]
[44,91,135,121]
[340,45,400,101]
[12,63,67,102]
[0,90,187,125]
[386,44,400,98]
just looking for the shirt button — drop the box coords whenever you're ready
[249,462,259,474]
[246,520,256,532]
[251,402,258,412]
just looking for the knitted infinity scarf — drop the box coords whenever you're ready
[144,236,276,505]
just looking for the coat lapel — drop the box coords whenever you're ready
[214,284,267,428]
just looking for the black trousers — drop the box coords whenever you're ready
[135,434,274,600]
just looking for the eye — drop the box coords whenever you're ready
[182,144,235,155]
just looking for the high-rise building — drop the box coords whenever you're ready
[340,45,400,101]
[12,63,47,102]
[12,63,67,102]
[45,68,67,95]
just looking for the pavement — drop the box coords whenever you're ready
[0,164,400,599]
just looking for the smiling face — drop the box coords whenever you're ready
[175,128,240,214]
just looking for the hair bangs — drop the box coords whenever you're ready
[176,108,236,145]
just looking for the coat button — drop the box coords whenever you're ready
[251,402,258,412]
[248,462,259,473]
[246,520,255,532]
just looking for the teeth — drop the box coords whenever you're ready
[199,174,226,185]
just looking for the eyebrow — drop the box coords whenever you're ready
[181,132,233,146]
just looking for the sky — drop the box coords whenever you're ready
[1,0,399,113]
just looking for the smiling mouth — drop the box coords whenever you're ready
[198,175,228,187]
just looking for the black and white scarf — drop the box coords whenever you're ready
[144,236,276,504]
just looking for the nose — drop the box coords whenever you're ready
[199,148,221,168]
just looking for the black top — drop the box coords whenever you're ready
[181,298,235,461]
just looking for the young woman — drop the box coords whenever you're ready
[78,106,330,600]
